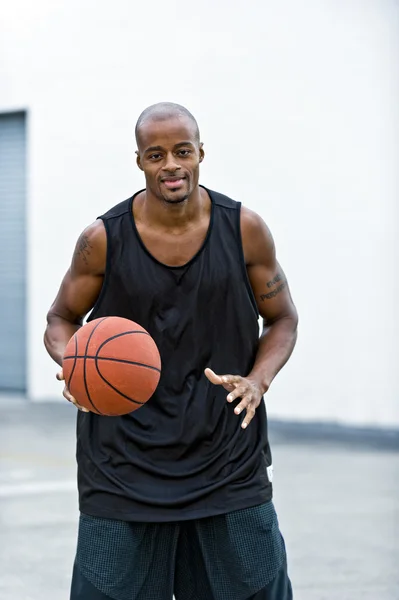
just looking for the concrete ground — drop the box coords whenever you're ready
[0,399,398,600]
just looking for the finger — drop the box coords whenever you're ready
[62,387,74,402]
[62,388,89,412]
[204,368,225,385]
[204,368,242,386]
[241,406,256,429]
[220,374,242,386]
[66,394,89,413]
[224,383,235,392]
[204,369,236,392]
[56,369,65,381]
[74,402,89,413]
[226,385,247,403]
[234,395,253,415]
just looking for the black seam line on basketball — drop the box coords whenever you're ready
[95,330,150,357]
[63,355,161,373]
[94,358,145,406]
[66,334,78,391]
[83,318,108,415]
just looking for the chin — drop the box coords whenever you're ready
[161,185,191,204]
[163,194,189,204]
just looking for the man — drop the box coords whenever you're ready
[44,102,298,600]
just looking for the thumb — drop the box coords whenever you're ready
[204,367,224,385]
[56,369,65,381]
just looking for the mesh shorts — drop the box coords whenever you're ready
[70,501,293,600]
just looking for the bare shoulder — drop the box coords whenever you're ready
[71,219,107,276]
[240,205,275,266]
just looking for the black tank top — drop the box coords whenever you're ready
[77,186,273,521]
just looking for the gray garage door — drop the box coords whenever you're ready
[0,112,27,392]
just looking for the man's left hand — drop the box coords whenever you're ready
[204,368,264,429]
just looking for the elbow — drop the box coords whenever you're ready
[288,310,299,340]
[43,315,56,352]
[283,313,298,344]
[261,310,298,346]
[44,310,57,342]
[290,307,299,332]
[43,327,53,357]
[265,307,299,332]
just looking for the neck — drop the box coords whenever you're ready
[139,185,206,229]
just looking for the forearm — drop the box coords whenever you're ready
[44,315,81,366]
[247,316,298,394]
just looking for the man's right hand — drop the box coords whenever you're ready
[56,369,89,412]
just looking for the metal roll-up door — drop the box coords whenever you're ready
[0,112,27,392]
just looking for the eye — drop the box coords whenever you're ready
[148,153,162,160]
[177,149,191,157]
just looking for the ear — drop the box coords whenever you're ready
[199,143,205,163]
[136,150,144,171]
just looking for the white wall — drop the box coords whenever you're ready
[0,0,398,427]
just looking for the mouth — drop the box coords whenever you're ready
[161,177,186,190]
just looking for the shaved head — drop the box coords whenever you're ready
[135,102,200,148]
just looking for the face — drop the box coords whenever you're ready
[136,116,204,204]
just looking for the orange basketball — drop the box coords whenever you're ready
[62,316,161,416]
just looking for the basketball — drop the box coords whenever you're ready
[62,316,161,416]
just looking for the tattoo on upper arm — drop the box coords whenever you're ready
[266,273,283,288]
[260,272,287,301]
[260,282,286,301]
[74,235,93,265]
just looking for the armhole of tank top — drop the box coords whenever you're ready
[86,217,111,320]
[236,204,260,318]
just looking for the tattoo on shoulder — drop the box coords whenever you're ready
[260,280,287,301]
[74,234,93,265]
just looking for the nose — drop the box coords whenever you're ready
[162,152,181,172]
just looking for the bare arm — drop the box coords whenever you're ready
[205,206,298,428]
[241,206,298,393]
[44,220,107,366]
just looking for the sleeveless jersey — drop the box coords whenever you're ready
[76,186,273,521]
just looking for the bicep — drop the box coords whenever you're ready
[247,261,296,323]
[47,221,106,324]
[241,207,297,323]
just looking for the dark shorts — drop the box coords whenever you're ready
[70,501,293,600]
